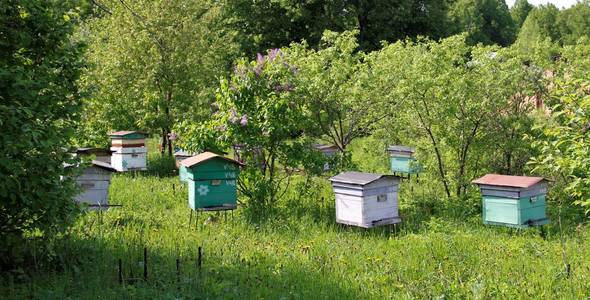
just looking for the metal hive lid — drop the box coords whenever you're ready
[472,174,545,189]
[313,144,339,151]
[387,145,415,153]
[329,171,396,185]
[63,160,116,172]
[181,152,244,168]
[91,160,117,171]
[174,150,194,157]
[109,131,146,137]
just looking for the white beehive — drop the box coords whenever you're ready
[330,171,401,228]
[71,160,116,210]
[109,131,147,172]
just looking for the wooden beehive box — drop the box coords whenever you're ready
[72,160,116,210]
[387,145,421,174]
[313,144,339,170]
[75,147,114,164]
[472,174,549,228]
[109,131,147,172]
[181,152,244,211]
[175,150,194,183]
[330,171,401,228]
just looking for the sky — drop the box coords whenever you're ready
[505,0,579,9]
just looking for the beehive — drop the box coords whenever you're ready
[472,174,549,228]
[181,152,243,210]
[71,160,116,210]
[75,147,114,164]
[330,171,401,228]
[174,150,193,168]
[109,131,147,172]
[313,144,339,170]
[387,145,421,174]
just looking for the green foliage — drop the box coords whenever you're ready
[177,49,325,213]
[529,40,590,212]
[0,0,84,268]
[556,1,590,45]
[511,0,534,29]
[372,35,543,199]
[77,0,238,152]
[447,0,516,46]
[290,31,386,153]
[224,0,450,54]
[517,2,590,49]
[516,4,561,49]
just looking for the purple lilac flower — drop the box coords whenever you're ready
[268,48,281,61]
[240,114,248,126]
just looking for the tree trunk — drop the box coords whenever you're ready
[416,109,451,199]
[161,127,168,155]
[456,121,481,198]
[165,90,173,156]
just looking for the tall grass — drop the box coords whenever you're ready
[1,144,589,298]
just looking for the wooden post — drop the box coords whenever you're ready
[143,247,148,281]
[118,258,123,284]
[176,258,180,282]
[197,246,202,271]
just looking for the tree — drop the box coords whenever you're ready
[516,4,560,48]
[224,0,451,54]
[0,0,84,268]
[346,0,450,51]
[529,39,590,212]
[374,35,543,199]
[290,31,391,154]
[176,49,324,214]
[77,0,238,153]
[556,1,590,45]
[511,0,533,29]
[447,0,516,46]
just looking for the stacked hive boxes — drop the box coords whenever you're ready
[109,131,147,172]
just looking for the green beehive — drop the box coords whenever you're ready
[472,174,549,228]
[180,152,243,210]
[387,145,421,174]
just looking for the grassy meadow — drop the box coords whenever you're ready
[2,144,590,299]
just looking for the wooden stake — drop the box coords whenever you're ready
[118,258,123,284]
[197,246,202,271]
[143,247,148,281]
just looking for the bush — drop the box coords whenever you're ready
[0,0,84,269]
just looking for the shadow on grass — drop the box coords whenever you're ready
[1,215,364,299]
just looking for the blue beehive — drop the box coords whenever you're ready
[175,150,194,183]
[472,174,549,228]
[387,145,421,174]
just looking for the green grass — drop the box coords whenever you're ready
[2,152,590,299]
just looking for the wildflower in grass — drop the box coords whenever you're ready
[216,124,227,132]
[229,108,239,123]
